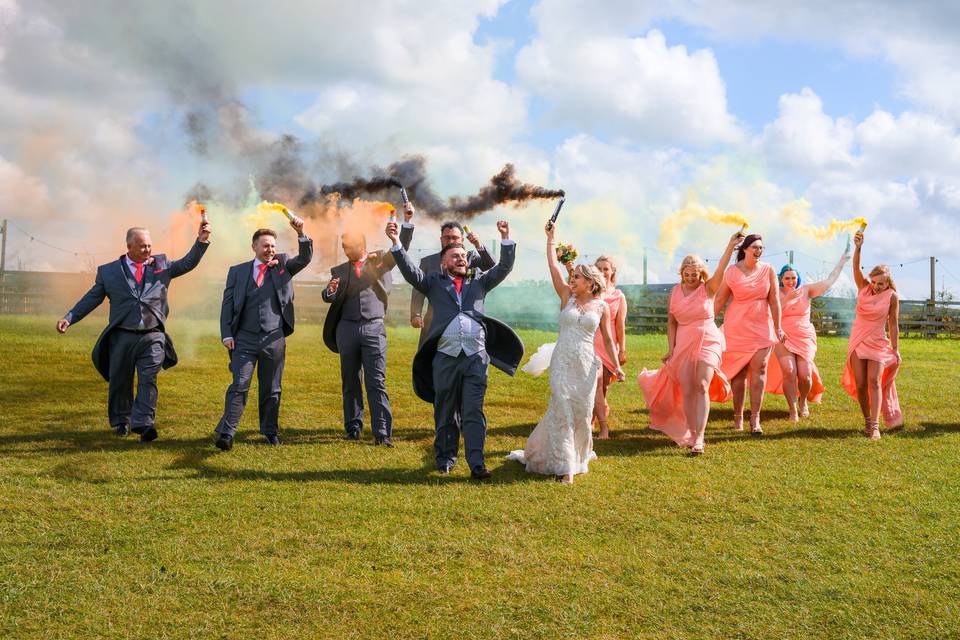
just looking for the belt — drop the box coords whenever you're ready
[116,327,161,335]
[342,317,384,325]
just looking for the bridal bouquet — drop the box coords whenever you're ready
[555,242,579,265]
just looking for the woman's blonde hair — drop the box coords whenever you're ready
[678,254,709,283]
[868,264,897,291]
[574,264,605,296]
[594,255,617,287]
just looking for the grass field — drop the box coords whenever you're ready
[1,314,959,639]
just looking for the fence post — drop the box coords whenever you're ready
[926,256,936,338]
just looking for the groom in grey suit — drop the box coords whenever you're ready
[214,217,313,450]
[57,221,212,441]
[387,217,523,479]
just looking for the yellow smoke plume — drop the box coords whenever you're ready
[778,199,867,241]
[657,193,749,256]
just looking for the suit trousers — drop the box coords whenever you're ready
[107,329,165,431]
[336,319,392,438]
[216,329,285,437]
[432,350,489,469]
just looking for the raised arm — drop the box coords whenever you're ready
[284,217,313,276]
[478,221,515,291]
[545,221,571,306]
[377,203,415,274]
[852,231,867,291]
[598,303,626,381]
[768,267,785,342]
[707,231,743,296]
[386,220,429,294]
[410,257,427,327]
[714,277,731,317]
[58,269,106,332]
[807,250,850,298]
[168,221,211,278]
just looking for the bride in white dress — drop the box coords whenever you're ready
[508,221,625,484]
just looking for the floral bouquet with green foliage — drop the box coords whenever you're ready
[555,242,578,265]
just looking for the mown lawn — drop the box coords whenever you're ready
[1,315,958,639]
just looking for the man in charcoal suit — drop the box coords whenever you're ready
[56,221,212,441]
[214,217,313,450]
[408,220,495,346]
[322,203,414,446]
[386,217,523,479]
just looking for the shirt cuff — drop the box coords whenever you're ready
[64,312,73,323]
[401,223,414,229]
[501,239,516,246]
[298,236,310,242]
[391,242,403,251]
[222,337,233,344]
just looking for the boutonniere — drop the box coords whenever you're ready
[465,268,476,280]
[278,268,286,275]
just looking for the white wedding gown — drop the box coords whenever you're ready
[508,297,602,476]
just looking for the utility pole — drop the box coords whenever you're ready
[0,219,7,278]
[788,249,794,264]
[642,248,648,286]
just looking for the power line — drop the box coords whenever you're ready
[8,221,117,258]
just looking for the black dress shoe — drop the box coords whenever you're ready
[113,424,130,437]
[374,437,394,448]
[215,434,233,451]
[470,465,492,480]
[345,430,360,441]
[139,427,158,443]
[264,434,281,446]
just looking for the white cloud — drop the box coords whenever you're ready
[760,88,855,176]
[517,27,741,145]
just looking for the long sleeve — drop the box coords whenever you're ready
[65,269,107,324]
[472,246,496,271]
[168,239,209,278]
[286,236,314,276]
[410,256,428,320]
[479,241,516,292]
[391,245,429,294]
[219,268,235,341]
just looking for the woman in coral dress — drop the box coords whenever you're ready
[714,234,786,435]
[637,231,741,454]
[592,255,627,439]
[766,251,849,421]
[841,230,903,439]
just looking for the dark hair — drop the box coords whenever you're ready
[736,233,763,262]
[440,242,465,259]
[252,228,277,243]
[440,221,464,235]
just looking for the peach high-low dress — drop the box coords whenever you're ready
[638,283,731,446]
[765,285,826,403]
[593,288,626,373]
[841,286,903,427]
[718,263,776,382]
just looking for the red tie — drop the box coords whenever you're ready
[132,261,144,285]
[354,261,363,278]
[453,277,462,295]
[256,263,268,288]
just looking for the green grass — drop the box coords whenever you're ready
[1,315,959,639]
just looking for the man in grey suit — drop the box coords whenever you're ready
[56,221,212,442]
[214,217,313,450]
[386,217,523,479]
[322,203,414,446]
[409,221,495,346]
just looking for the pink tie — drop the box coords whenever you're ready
[256,263,268,288]
[354,261,363,278]
[453,277,462,295]
[133,261,144,285]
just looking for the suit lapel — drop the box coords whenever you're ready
[116,257,139,298]
[236,260,255,309]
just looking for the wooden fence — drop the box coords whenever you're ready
[2,271,958,337]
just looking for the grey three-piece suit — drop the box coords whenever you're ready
[215,237,313,438]
[391,240,523,470]
[63,240,209,432]
[321,226,411,439]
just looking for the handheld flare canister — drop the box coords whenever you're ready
[388,178,410,206]
[546,195,566,230]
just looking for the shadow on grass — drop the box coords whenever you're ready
[900,422,960,439]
